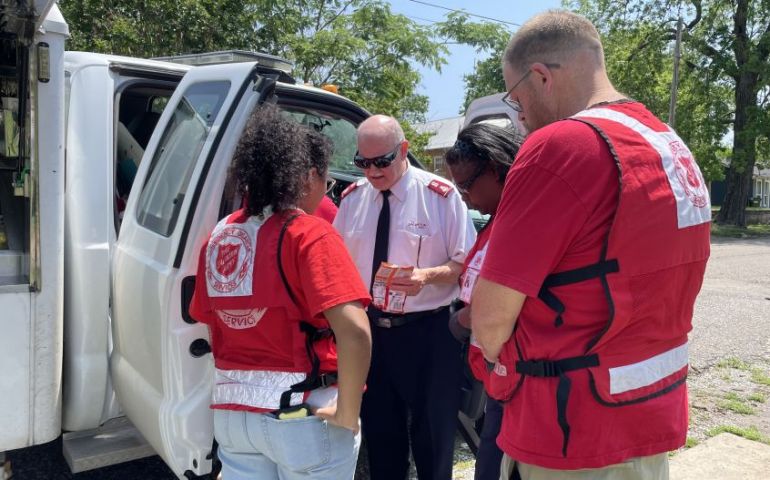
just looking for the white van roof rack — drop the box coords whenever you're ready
[153,50,293,73]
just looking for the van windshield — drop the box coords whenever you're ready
[282,109,360,175]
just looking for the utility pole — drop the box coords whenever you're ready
[668,16,684,127]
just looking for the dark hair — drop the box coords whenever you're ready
[230,104,332,216]
[445,123,524,183]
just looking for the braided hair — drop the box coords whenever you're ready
[230,104,332,216]
[445,123,524,183]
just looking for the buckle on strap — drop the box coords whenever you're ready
[318,373,338,388]
[516,354,600,377]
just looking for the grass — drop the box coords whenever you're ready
[710,223,770,238]
[748,392,767,403]
[685,437,700,449]
[717,357,751,371]
[719,392,755,415]
[453,460,475,471]
[706,425,770,445]
[751,368,770,386]
[712,207,770,212]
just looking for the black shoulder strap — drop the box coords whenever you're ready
[277,213,302,306]
[275,213,338,409]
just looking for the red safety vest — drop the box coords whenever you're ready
[459,217,495,390]
[198,209,337,411]
[486,103,711,466]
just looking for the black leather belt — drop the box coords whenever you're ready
[368,306,448,328]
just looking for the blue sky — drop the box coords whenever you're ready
[387,0,563,120]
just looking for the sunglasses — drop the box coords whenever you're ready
[353,143,402,169]
[325,177,336,193]
[454,163,487,196]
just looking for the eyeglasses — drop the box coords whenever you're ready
[325,177,336,193]
[353,143,403,169]
[454,163,487,196]
[502,63,561,113]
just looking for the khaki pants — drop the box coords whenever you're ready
[499,452,669,480]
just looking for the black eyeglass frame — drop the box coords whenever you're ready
[353,142,403,169]
[502,62,561,113]
[454,162,488,196]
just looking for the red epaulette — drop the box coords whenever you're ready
[427,179,453,198]
[341,181,360,200]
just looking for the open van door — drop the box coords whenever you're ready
[110,61,275,478]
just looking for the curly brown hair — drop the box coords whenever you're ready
[230,104,331,216]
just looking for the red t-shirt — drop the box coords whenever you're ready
[190,212,370,376]
[313,195,338,223]
[480,119,621,465]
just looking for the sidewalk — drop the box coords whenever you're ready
[669,433,770,479]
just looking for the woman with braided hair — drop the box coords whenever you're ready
[190,104,371,480]
[445,122,524,480]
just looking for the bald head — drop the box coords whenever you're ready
[358,114,406,146]
[503,9,604,73]
[356,114,410,191]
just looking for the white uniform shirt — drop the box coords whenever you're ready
[334,166,477,312]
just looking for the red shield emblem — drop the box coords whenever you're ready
[216,243,241,277]
[670,140,707,208]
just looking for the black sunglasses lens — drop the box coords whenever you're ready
[353,147,399,169]
[373,151,398,168]
[353,155,370,169]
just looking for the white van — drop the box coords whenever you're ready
[1,4,387,478]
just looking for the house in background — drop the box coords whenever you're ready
[413,115,464,178]
[711,166,770,208]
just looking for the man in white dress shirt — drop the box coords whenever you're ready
[334,115,476,480]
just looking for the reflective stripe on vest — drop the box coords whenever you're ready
[609,341,689,395]
[213,369,306,410]
[573,108,711,229]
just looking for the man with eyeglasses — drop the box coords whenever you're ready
[470,9,710,480]
[333,114,476,480]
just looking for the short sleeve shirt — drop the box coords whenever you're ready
[480,119,620,356]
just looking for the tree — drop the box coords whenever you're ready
[571,0,770,226]
[60,0,257,57]
[59,1,450,164]
[434,12,510,111]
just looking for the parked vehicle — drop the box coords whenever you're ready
[0,4,429,478]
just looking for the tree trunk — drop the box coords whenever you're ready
[715,0,757,227]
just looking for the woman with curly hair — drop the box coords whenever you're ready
[445,122,524,480]
[190,104,372,480]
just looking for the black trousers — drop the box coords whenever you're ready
[361,307,462,480]
[475,397,504,480]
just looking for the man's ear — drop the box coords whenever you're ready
[401,140,410,156]
[531,62,554,92]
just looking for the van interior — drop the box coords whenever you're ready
[0,34,30,286]
[114,84,174,232]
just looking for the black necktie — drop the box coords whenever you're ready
[370,190,391,292]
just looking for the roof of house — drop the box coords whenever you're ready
[413,116,464,151]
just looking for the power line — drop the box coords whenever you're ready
[404,14,444,24]
[407,0,520,27]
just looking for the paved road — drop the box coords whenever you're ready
[689,236,770,370]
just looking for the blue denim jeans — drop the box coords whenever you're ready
[213,409,360,480]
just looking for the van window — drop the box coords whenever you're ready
[135,81,230,236]
[114,83,176,232]
[283,110,359,174]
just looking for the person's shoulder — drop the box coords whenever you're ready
[287,212,335,235]
[340,177,369,201]
[516,118,611,172]
[411,168,455,199]
[530,117,600,146]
